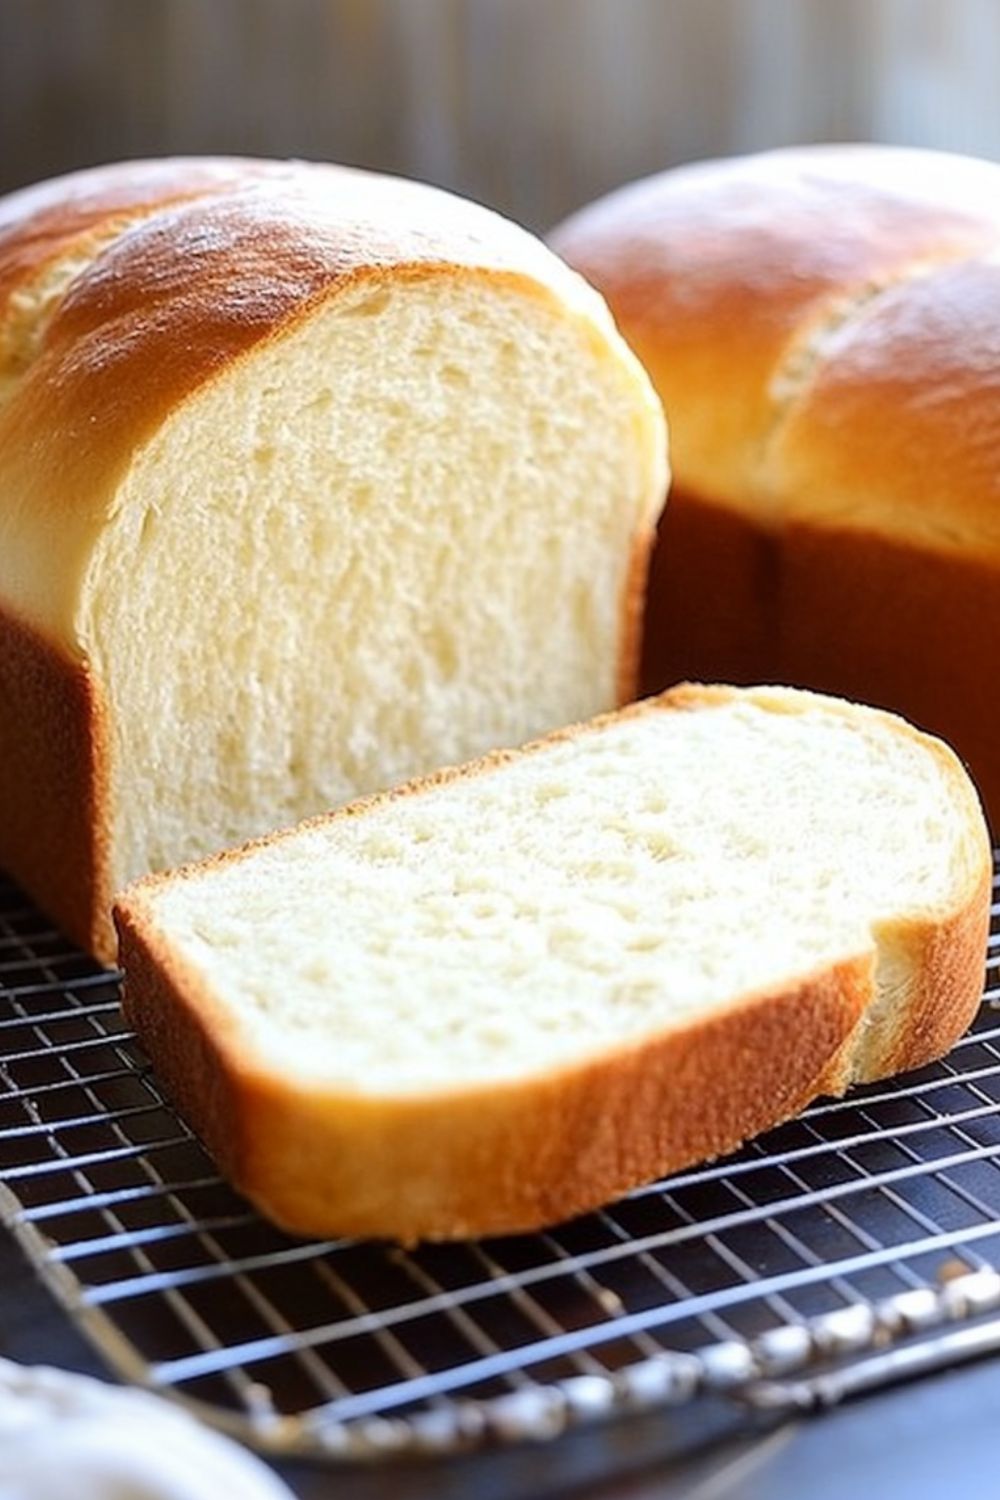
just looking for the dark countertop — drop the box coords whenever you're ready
[4,1228,1000,1500]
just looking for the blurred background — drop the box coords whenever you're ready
[1,0,998,230]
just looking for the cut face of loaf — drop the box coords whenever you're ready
[550,143,1000,824]
[115,684,991,1242]
[0,159,666,961]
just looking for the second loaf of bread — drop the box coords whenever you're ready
[552,143,1000,825]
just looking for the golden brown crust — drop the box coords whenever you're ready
[0,157,283,311]
[118,909,872,1240]
[116,900,256,1176]
[873,865,991,1078]
[778,517,1000,828]
[115,684,991,1241]
[0,604,113,960]
[770,254,1000,552]
[551,144,1000,503]
[639,484,780,696]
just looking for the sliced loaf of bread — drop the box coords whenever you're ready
[0,157,665,961]
[115,685,991,1242]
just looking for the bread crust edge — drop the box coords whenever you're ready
[643,482,1000,827]
[0,603,114,961]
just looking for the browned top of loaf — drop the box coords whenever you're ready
[772,254,1000,549]
[0,158,278,310]
[551,144,1000,529]
[0,157,609,643]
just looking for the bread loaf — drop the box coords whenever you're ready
[551,144,1000,824]
[115,684,990,1242]
[0,158,666,960]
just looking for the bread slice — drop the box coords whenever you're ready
[0,158,665,960]
[115,684,991,1242]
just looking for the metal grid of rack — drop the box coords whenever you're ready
[3,864,1000,1459]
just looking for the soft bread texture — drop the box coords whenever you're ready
[550,144,1000,823]
[115,684,991,1242]
[0,158,666,960]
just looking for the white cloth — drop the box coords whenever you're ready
[0,1358,294,1500]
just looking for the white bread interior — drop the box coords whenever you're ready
[144,688,982,1083]
[80,273,661,891]
[116,685,991,1240]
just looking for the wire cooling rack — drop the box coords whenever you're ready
[4,867,1000,1461]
